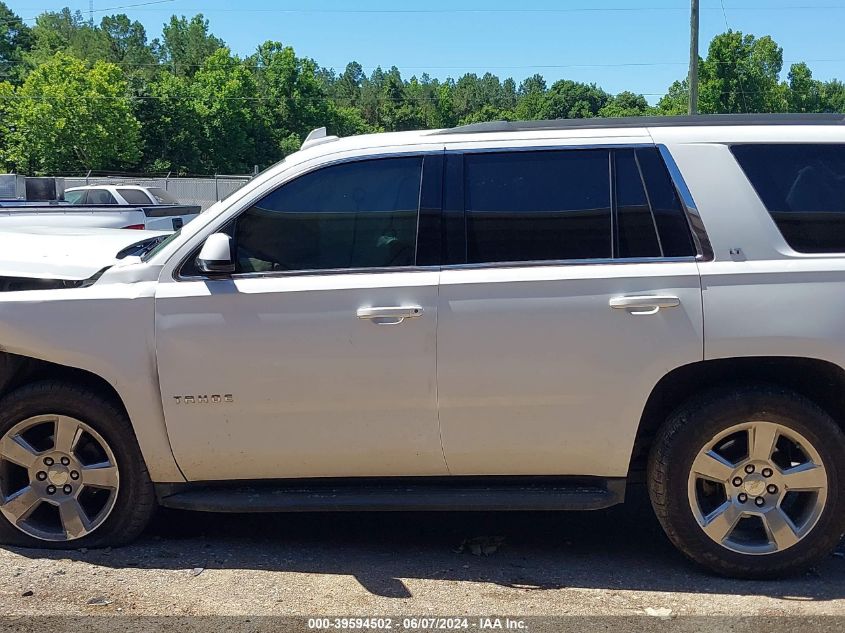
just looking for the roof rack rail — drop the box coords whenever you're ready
[301,127,340,150]
[433,113,845,135]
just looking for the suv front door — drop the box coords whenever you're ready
[436,146,705,477]
[154,154,448,480]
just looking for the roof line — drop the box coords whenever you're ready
[432,113,845,135]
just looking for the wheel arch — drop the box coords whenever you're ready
[628,356,845,481]
[0,351,185,483]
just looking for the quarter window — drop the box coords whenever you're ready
[731,144,845,253]
[118,188,155,205]
[234,157,422,273]
[464,150,612,263]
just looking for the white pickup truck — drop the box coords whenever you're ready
[0,201,200,231]
[0,116,844,580]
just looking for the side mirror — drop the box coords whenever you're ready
[196,233,235,275]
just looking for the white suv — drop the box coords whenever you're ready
[0,115,844,579]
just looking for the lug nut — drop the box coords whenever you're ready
[70,471,79,480]
[46,485,56,495]
[755,496,765,507]
[62,485,72,494]
[60,456,70,466]
[732,477,743,487]
[738,493,748,503]
[44,457,54,466]
[36,471,47,481]
[762,468,773,478]
[767,484,778,495]
[744,464,755,474]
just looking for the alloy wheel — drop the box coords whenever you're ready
[0,415,119,542]
[687,421,828,555]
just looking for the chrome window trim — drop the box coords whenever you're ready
[657,144,714,261]
[440,255,697,272]
[178,265,441,282]
[174,151,440,282]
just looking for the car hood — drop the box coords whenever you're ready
[0,227,169,280]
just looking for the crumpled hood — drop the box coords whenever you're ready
[0,227,168,280]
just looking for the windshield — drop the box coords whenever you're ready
[141,230,181,261]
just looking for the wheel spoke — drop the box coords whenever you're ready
[701,501,742,543]
[692,450,735,482]
[748,423,779,462]
[53,417,83,455]
[782,462,827,490]
[59,498,91,539]
[763,507,800,550]
[1,486,41,523]
[81,463,118,489]
[0,434,39,468]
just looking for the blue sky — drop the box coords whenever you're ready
[7,0,845,101]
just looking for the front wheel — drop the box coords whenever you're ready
[649,386,845,578]
[0,381,155,548]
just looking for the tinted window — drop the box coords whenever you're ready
[637,148,695,257]
[118,188,154,205]
[64,190,85,204]
[87,189,117,205]
[147,187,179,204]
[234,157,422,273]
[732,144,845,253]
[615,150,661,258]
[464,150,611,263]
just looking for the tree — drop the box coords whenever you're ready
[787,62,822,113]
[190,48,261,172]
[698,31,787,114]
[600,91,653,118]
[543,79,609,119]
[0,2,32,84]
[154,14,223,76]
[26,9,111,67]
[5,52,141,172]
[0,80,14,168]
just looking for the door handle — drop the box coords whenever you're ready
[609,295,680,315]
[357,306,423,324]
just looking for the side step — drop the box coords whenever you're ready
[156,477,625,513]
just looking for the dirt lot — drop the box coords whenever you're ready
[1,490,843,630]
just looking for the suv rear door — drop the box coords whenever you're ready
[436,143,705,477]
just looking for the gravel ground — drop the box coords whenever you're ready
[1,490,843,630]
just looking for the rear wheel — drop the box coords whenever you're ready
[649,386,845,578]
[0,381,155,548]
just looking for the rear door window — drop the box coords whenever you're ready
[64,190,86,204]
[464,149,612,263]
[87,189,117,205]
[731,144,845,253]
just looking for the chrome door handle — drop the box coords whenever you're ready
[357,306,423,324]
[609,295,680,315]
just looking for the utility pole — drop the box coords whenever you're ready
[688,0,700,115]
[89,0,94,27]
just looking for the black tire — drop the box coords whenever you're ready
[648,384,845,578]
[0,381,155,548]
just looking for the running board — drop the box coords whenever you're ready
[156,477,626,513]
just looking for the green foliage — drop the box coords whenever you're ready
[153,14,223,77]
[0,2,842,175]
[4,52,142,173]
[0,1,32,84]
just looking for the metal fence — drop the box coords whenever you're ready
[63,174,253,210]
